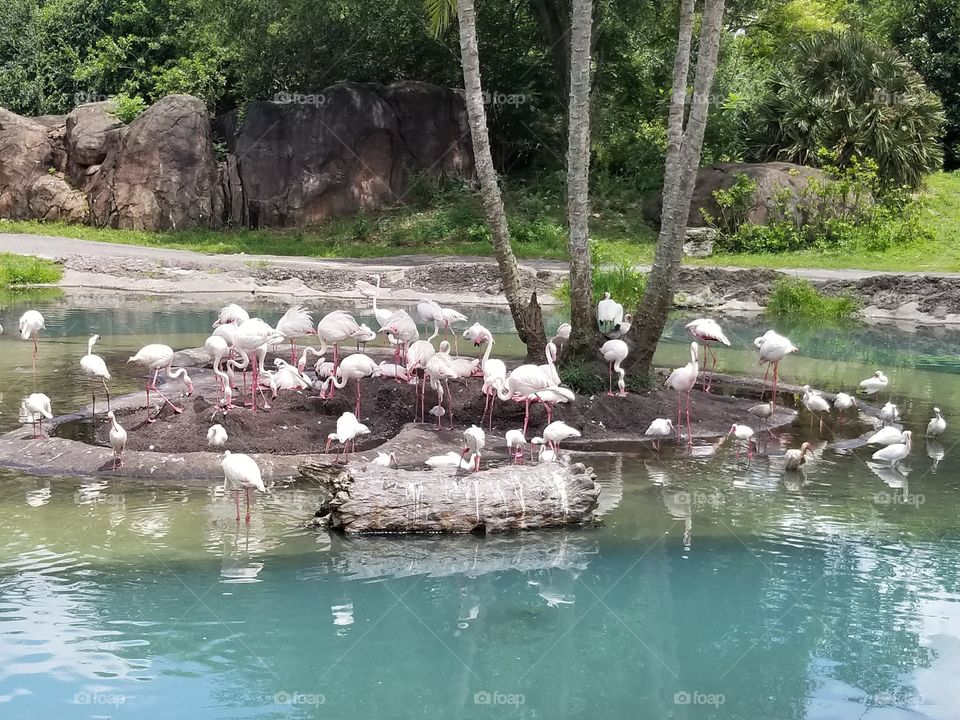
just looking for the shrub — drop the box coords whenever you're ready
[109,92,148,123]
[554,244,647,312]
[559,359,607,396]
[765,276,859,321]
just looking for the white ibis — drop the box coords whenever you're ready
[80,334,111,415]
[725,423,756,459]
[801,385,831,433]
[207,423,228,448]
[867,427,906,446]
[370,451,398,468]
[879,402,900,426]
[644,418,675,451]
[784,442,812,471]
[859,371,889,397]
[747,401,775,436]
[221,451,265,523]
[927,408,946,437]
[107,411,127,470]
[872,430,911,469]
[21,393,52,438]
[834,392,857,424]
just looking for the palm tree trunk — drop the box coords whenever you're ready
[631,0,726,375]
[564,0,596,358]
[455,0,548,361]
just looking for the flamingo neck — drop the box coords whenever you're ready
[480,336,494,370]
[87,337,96,355]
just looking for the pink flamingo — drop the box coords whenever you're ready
[665,341,699,444]
[686,318,730,392]
[406,340,437,423]
[321,353,379,415]
[755,330,798,407]
[465,324,506,430]
[127,344,194,423]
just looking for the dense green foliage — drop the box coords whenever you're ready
[0,253,63,286]
[765,276,859,321]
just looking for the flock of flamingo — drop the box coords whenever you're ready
[9,281,947,523]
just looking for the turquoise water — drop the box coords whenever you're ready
[2,291,960,719]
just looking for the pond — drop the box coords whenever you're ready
[1,290,959,719]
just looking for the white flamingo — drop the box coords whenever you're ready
[20,393,52,438]
[465,324,507,430]
[497,363,553,435]
[107,411,127,470]
[426,341,459,428]
[352,323,377,352]
[665,342,699,444]
[127,344,194,422]
[379,310,419,364]
[321,353,379,415]
[207,423,228,448]
[872,431,911,469]
[356,275,396,329]
[213,303,250,327]
[325,411,370,462]
[927,407,946,438]
[274,305,314,364]
[406,339,437,423]
[754,330,797,406]
[417,299,446,339]
[600,339,629,396]
[18,310,45,372]
[80,334,111,415]
[686,318,730,392]
[460,425,486,471]
[644,418,675,451]
[316,310,363,371]
[233,318,282,411]
[596,292,623,334]
[268,358,313,397]
[542,420,580,458]
[538,342,561,386]
[221,451,265,523]
[205,335,236,408]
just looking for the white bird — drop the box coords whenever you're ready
[79,334,111,415]
[600,339,629,396]
[207,423,228,448]
[505,428,528,463]
[784,442,812,471]
[221,450,266,523]
[274,305,314,364]
[604,313,633,340]
[879,402,900,426]
[316,310,363,370]
[665,342,699,444]
[834,392,858,425]
[205,335,236,408]
[497,363,554,435]
[213,303,250,327]
[461,425,486,471]
[356,275,396,329]
[747,401,775,436]
[450,355,481,379]
[406,339,437,423]
[321,353,379,415]
[859,371,889,397]
[425,341,459,428]
[686,318,730,392]
[440,307,469,353]
[927,407,946,438]
[542,420,580,458]
[417,299,446,340]
[531,436,557,463]
[725,423,755,459]
[872,430,912,468]
[376,361,410,383]
[18,310,45,371]
[425,451,476,469]
[866,427,906,446]
[754,330,797,405]
[379,309,419,364]
[644,418,675,451]
[21,393,52,438]
[325,411,370,462]
[534,386,575,425]
[107,411,127,470]
[596,292,623,334]
[551,322,571,356]
[370,451,398,468]
[127,344,194,422]
[352,323,377,352]
[269,358,313,396]
[466,324,507,429]
[802,385,831,433]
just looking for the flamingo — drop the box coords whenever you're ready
[213,303,250,327]
[460,425,486,471]
[603,313,633,340]
[221,450,265,523]
[531,437,557,464]
[465,324,507,430]
[596,292,623,334]
[784,442,812,471]
[867,427,906,446]
[440,308,469,354]
[747,401,775,436]
[872,430,912,469]
[926,407,946,438]
[107,411,127,470]
[496,363,553,435]
[127,344,194,422]
[834,392,858,425]
[505,429,527,463]
[325,411,370,462]
[425,341,459,428]
[352,323,377,352]
[79,334,111,415]
[551,322,571,357]
[859,370,889,397]
[207,423,228,448]
[20,393,52,438]
[370,451,398,468]
[538,341,561,386]
[534,386,575,424]
[879,402,900,426]
[417,299,446,339]
[754,330,797,406]
[379,310,419,364]
[18,310,45,373]
[801,385,831,433]
[316,310,363,372]
[356,275,396,330]
[725,423,756,460]
[542,420,580,458]
[321,353,379,415]
[274,305,314,364]
[600,339,629,396]
[644,418,675,451]
[406,340,437,423]
[377,361,411,383]
[205,335,236,408]
[686,318,730,392]
[269,358,313,397]
[665,342,699,444]
[233,318,284,410]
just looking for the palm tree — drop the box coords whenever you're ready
[428,0,548,361]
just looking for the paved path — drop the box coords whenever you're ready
[8,231,960,281]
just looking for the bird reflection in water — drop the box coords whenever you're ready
[220,523,265,583]
[927,439,944,473]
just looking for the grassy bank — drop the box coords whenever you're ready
[0,252,63,286]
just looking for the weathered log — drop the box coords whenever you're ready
[300,460,600,534]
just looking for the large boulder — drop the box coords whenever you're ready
[234,81,473,227]
[646,162,827,228]
[0,109,53,219]
[28,173,88,223]
[65,102,123,180]
[89,95,223,230]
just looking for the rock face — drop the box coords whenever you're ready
[65,102,123,181]
[89,95,223,230]
[234,81,474,227]
[0,109,53,218]
[28,173,88,223]
[646,162,826,228]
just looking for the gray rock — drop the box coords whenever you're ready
[683,227,717,257]
[0,108,52,218]
[65,102,123,174]
[28,173,88,223]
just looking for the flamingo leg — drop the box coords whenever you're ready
[488,393,496,431]
[760,364,770,400]
[354,380,362,417]
[607,363,613,396]
[545,403,554,424]
[235,490,241,522]
[32,336,38,378]
[245,487,251,523]
[771,362,780,408]
[676,392,682,441]
[705,345,719,393]
[523,398,531,436]
[251,363,258,412]
[685,389,692,447]
[445,380,454,429]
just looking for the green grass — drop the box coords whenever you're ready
[0,252,63,286]
[765,276,860,321]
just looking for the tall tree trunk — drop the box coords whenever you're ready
[455,0,548,361]
[565,0,597,357]
[631,0,726,375]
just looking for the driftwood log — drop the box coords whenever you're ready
[299,460,601,534]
